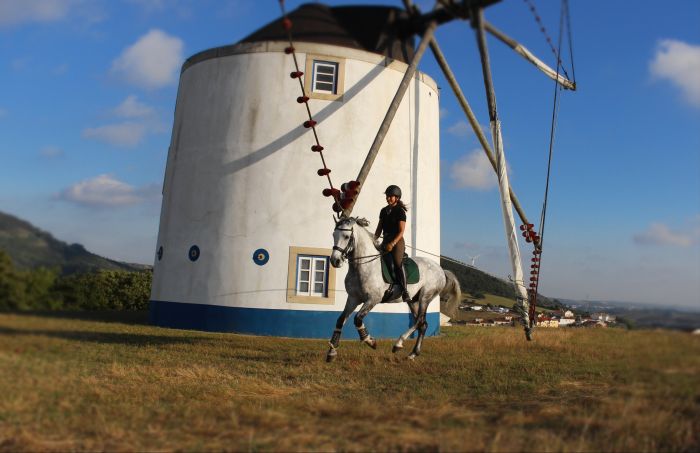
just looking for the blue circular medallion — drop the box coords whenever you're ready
[157,246,163,261]
[253,248,269,266]
[188,245,200,262]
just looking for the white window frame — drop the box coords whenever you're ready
[296,255,328,297]
[311,61,338,95]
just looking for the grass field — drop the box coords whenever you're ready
[1,312,698,452]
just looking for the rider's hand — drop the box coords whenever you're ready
[385,242,394,252]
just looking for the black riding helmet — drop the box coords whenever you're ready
[384,185,402,198]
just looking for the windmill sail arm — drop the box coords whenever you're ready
[484,20,575,91]
[428,36,531,227]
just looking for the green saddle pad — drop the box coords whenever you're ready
[381,257,420,284]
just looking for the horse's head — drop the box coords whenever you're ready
[331,217,356,268]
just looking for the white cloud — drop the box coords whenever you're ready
[439,108,449,120]
[111,29,184,89]
[58,174,160,208]
[39,146,64,158]
[650,39,700,107]
[446,120,489,139]
[0,0,75,26]
[113,95,155,118]
[449,150,497,190]
[634,219,700,247]
[447,120,471,137]
[82,122,147,147]
[83,96,164,147]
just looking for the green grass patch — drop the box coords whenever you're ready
[0,313,698,451]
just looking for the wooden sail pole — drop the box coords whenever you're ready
[483,20,575,90]
[428,37,531,228]
[342,21,437,217]
[473,7,532,336]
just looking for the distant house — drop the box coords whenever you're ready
[591,312,616,323]
[471,305,484,311]
[536,313,559,328]
[559,318,575,326]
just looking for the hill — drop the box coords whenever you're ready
[0,313,697,451]
[440,256,564,311]
[0,211,148,275]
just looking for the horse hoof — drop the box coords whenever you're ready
[369,339,377,349]
[326,349,337,362]
[392,344,403,354]
[407,353,417,360]
[525,328,533,341]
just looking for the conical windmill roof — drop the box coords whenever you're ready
[240,3,416,63]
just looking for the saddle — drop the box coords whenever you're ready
[381,255,420,285]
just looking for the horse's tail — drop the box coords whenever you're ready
[439,270,461,319]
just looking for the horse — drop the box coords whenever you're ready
[326,216,461,361]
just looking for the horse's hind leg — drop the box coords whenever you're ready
[392,299,421,353]
[327,299,358,362]
[408,312,428,360]
[354,301,378,349]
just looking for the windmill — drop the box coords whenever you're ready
[149,0,575,341]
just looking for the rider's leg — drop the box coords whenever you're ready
[392,239,410,302]
[381,251,397,302]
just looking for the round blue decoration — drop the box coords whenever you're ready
[157,246,163,261]
[188,245,200,262]
[253,248,269,266]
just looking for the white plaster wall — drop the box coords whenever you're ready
[151,42,441,315]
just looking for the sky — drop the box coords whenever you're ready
[0,0,698,308]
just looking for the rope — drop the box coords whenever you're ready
[522,0,572,82]
[277,0,341,212]
[528,0,568,326]
[564,0,576,84]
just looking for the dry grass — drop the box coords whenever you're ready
[0,312,698,452]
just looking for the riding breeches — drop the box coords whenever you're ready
[383,238,405,272]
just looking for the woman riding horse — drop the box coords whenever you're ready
[374,185,411,303]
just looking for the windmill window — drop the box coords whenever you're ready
[304,55,345,102]
[286,246,337,304]
[312,61,338,94]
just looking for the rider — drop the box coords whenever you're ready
[374,185,411,302]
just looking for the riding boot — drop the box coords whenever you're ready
[395,263,411,302]
[381,256,398,302]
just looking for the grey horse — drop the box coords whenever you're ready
[326,216,461,361]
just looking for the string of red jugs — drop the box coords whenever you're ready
[278,0,359,215]
[520,223,542,326]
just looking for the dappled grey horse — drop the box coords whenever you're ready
[326,217,461,361]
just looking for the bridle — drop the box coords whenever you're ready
[333,226,355,260]
[333,222,386,264]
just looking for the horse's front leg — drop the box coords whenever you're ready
[354,300,379,349]
[326,298,359,362]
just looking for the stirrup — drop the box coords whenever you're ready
[381,285,400,303]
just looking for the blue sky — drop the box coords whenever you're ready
[0,0,698,308]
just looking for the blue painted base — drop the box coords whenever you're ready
[149,300,439,339]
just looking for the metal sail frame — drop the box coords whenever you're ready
[339,0,575,339]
